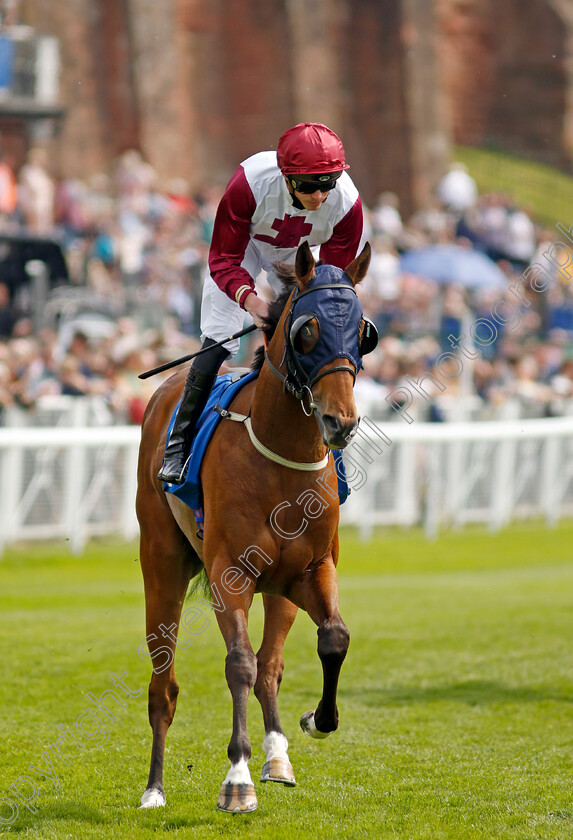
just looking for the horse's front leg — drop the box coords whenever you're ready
[255,594,298,786]
[295,558,350,738]
[212,575,258,813]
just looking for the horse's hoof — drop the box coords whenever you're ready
[300,710,334,740]
[139,787,166,808]
[216,782,257,813]
[260,756,296,786]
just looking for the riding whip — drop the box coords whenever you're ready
[138,324,258,379]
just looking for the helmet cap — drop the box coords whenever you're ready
[277,122,349,175]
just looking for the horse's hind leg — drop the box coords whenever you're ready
[139,515,198,808]
[295,559,350,738]
[255,595,298,787]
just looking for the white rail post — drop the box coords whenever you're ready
[64,440,88,555]
[0,445,22,556]
[489,437,516,531]
[395,440,418,526]
[122,441,140,541]
[444,438,464,527]
[424,442,441,540]
[542,433,561,527]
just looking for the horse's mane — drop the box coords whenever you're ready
[250,263,297,372]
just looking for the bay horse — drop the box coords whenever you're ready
[136,241,373,813]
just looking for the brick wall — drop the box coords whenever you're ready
[489,0,568,166]
[17,0,573,214]
[435,0,570,167]
[17,0,448,211]
[23,0,114,177]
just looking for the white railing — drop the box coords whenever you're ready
[1,411,573,555]
[342,414,573,539]
[0,425,140,556]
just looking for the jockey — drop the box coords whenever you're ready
[157,122,364,485]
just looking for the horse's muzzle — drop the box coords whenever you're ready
[320,414,359,449]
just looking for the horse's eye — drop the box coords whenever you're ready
[358,317,379,356]
[291,316,320,355]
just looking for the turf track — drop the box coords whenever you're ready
[1,522,572,839]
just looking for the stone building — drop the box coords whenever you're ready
[6,0,573,214]
[10,0,447,215]
[435,0,573,168]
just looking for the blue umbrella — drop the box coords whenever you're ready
[400,244,507,290]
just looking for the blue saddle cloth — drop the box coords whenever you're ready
[162,370,349,518]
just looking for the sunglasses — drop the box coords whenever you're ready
[289,175,340,194]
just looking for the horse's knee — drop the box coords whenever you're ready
[317,619,350,663]
[225,646,257,689]
[254,654,284,700]
[148,676,179,726]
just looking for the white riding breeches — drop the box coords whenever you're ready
[200,274,251,357]
[200,263,286,358]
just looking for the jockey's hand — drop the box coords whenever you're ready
[244,292,270,328]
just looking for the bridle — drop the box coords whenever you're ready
[217,273,377,471]
[265,282,362,416]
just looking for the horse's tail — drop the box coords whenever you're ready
[187,567,211,602]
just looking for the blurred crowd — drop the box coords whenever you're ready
[0,148,219,424]
[355,164,573,422]
[0,149,572,426]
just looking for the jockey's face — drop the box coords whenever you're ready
[294,186,329,211]
[283,173,340,211]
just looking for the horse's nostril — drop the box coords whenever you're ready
[322,415,342,435]
[323,415,357,441]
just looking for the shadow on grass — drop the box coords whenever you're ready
[6,802,108,833]
[343,679,573,707]
[7,801,235,834]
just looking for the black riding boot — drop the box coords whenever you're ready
[157,339,230,485]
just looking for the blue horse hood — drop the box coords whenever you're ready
[288,263,365,382]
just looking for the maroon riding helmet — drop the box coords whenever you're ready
[277,122,350,176]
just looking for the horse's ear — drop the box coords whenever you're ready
[345,242,371,286]
[295,241,315,290]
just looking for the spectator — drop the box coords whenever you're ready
[3,140,573,429]
[0,144,16,221]
[67,330,98,378]
[436,162,478,214]
[407,196,452,244]
[54,177,90,240]
[114,148,157,219]
[503,204,536,266]
[108,344,159,424]
[370,191,404,242]
[356,236,401,314]
[17,147,56,234]
[0,280,15,337]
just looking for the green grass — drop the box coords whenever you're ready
[1,523,573,839]
[455,145,573,229]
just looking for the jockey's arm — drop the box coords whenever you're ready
[208,165,258,309]
[243,292,269,328]
[319,195,364,268]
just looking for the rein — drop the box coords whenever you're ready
[264,354,317,417]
